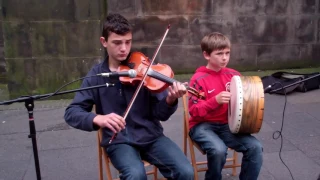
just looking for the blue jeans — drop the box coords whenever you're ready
[105,135,194,180]
[189,122,263,180]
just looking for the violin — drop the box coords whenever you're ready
[118,52,205,99]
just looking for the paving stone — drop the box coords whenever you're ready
[0,89,319,180]
[263,150,320,180]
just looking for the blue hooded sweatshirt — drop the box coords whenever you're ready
[64,56,178,147]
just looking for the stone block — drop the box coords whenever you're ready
[30,21,102,57]
[274,0,316,15]
[140,0,233,15]
[230,16,293,44]
[139,0,235,15]
[274,1,288,14]
[293,16,315,43]
[3,22,32,58]
[0,3,3,21]
[1,0,104,21]
[189,16,228,45]
[140,0,186,15]
[181,0,216,15]
[311,44,320,65]
[0,61,6,83]
[6,57,102,99]
[318,18,320,42]
[234,0,274,15]
[257,44,313,70]
[30,22,67,57]
[272,16,294,43]
[0,83,9,101]
[0,23,5,84]
[0,22,3,45]
[64,21,102,57]
[187,6,316,45]
[229,44,258,71]
[6,58,34,98]
[74,0,106,20]
[159,45,205,74]
[210,0,235,15]
[1,0,75,21]
[227,16,307,44]
[231,16,273,44]
[107,0,135,16]
[132,16,189,45]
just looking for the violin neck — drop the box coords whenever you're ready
[148,69,177,85]
[148,69,203,98]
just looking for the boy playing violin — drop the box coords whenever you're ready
[64,13,194,179]
[188,32,263,180]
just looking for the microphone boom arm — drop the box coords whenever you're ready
[0,83,115,105]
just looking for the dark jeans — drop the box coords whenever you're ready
[105,135,194,180]
[189,122,263,180]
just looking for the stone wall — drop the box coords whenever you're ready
[109,0,320,73]
[1,0,320,100]
[0,0,106,99]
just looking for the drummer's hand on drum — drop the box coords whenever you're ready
[215,91,231,104]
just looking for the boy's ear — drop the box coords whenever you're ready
[100,37,107,48]
[203,51,210,60]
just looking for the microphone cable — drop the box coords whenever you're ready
[38,75,99,101]
[271,81,295,180]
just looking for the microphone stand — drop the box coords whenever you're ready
[264,73,320,94]
[0,83,114,180]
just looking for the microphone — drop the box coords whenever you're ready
[98,69,137,78]
[264,84,273,94]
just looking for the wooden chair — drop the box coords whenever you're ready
[182,95,241,180]
[93,106,158,180]
[97,129,158,180]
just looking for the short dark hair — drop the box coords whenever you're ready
[201,32,231,55]
[102,13,132,40]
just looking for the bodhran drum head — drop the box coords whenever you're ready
[228,76,265,134]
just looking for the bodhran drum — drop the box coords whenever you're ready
[228,76,265,134]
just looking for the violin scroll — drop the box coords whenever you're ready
[187,86,205,100]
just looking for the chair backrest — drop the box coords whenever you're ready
[182,94,189,155]
[182,94,190,130]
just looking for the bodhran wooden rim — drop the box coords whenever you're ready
[228,76,265,134]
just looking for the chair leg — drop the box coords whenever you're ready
[183,117,187,156]
[232,150,238,176]
[97,133,103,180]
[102,149,113,180]
[188,138,199,180]
[153,165,158,180]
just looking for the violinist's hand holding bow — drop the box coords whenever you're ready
[93,113,126,133]
[166,82,188,105]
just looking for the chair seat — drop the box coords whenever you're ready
[93,105,158,180]
[97,130,159,180]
